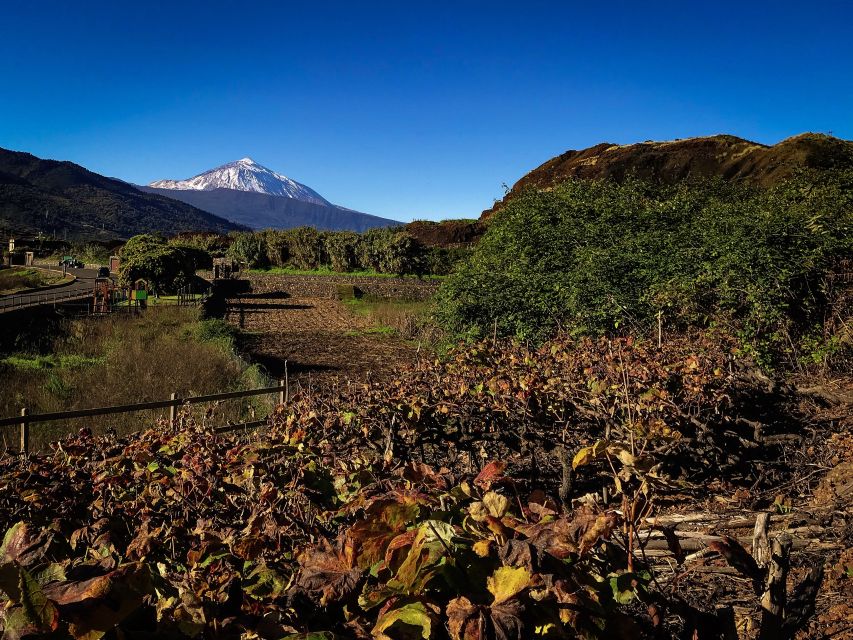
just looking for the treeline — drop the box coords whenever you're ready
[115,227,473,293]
[436,169,853,369]
[173,226,471,276]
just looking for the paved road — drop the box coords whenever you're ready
[0,268,100,312]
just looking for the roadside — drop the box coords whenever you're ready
[0,266,73,296]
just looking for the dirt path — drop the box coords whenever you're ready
[226,294,418,383]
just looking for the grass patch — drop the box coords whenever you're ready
[0,267,67,295]
[191,318,239,351]
[343,296,434,341]
[344,326,396,337]
[1,354,104,370]
[114,295,181,307]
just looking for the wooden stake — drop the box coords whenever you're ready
[169,392,178,426]
[19,408,29,455]
[657,309,662,348]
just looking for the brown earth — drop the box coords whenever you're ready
[404,219,486,247]
[226,294,418,384]
[482,132,853,218]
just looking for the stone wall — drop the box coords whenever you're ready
[242,274,440,301]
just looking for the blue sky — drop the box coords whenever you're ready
[1,1,851,222]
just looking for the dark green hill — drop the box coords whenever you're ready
[0,148,246,241]
[482,133,853,218]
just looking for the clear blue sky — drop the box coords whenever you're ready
[1,1,851,222]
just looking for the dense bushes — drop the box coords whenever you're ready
[245,227,444,276]
[225,232,268,269]
[127,227,465,280]
[118,234,199,292]
[436,171,852,366]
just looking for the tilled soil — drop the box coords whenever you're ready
[225,295,418,383]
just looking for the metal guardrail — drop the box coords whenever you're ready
[2,380,288,453]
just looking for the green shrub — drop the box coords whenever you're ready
[193,318,238,350]
[435,171,853,364]
[226,232,268,269]
[287,227,325,270]
[358,228,425,275]
[118,234,198,293]
[324,231,361,272]
[424,246,472,276]
[264,230,291,267]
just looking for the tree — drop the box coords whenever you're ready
[226,232,268,269]
[118,234,198,293]
[324,231,361,272]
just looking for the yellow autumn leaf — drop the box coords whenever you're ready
[487,566,531,605]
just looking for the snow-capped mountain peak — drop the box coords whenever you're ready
[149,158,330,205]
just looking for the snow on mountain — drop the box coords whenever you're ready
[149,158,331,205]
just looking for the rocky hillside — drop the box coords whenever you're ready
[483,133,853,218]
[0,148,245,241]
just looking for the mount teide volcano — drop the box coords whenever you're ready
[141,158,400,232]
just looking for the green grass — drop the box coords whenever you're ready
[344,326,396,337]
[343,296,433,341]
[114,295,181,307]
[0,267,68,295]
[249,265,445,280]
[1,354,104,370]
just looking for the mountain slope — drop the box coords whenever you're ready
[150,157,330,204]
[146,157,400,231]
[140,185,400,232]
[0,148,245,240]
[483,133,853,218]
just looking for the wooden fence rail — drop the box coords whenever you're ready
[1,380,287,454]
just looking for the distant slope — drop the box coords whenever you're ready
[0,148,245,240]
[483,133,853,218]
[139,185,401,232]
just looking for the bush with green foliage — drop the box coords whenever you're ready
[226,232,268,269]
[118,234,198,293]
[179,227,438,276]
[323,230,361,272]
[435,171,852,365]
[169,232,230,256]
[286,226,325,270]
[263,229,290,267]
[424,245,473,276]
[358,227,424,275]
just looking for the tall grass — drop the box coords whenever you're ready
[343,296,440,342]
[0,307,271,451]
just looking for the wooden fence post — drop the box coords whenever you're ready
[279,379,285,406]
[19,408,29,455]
[169,392,178,425]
